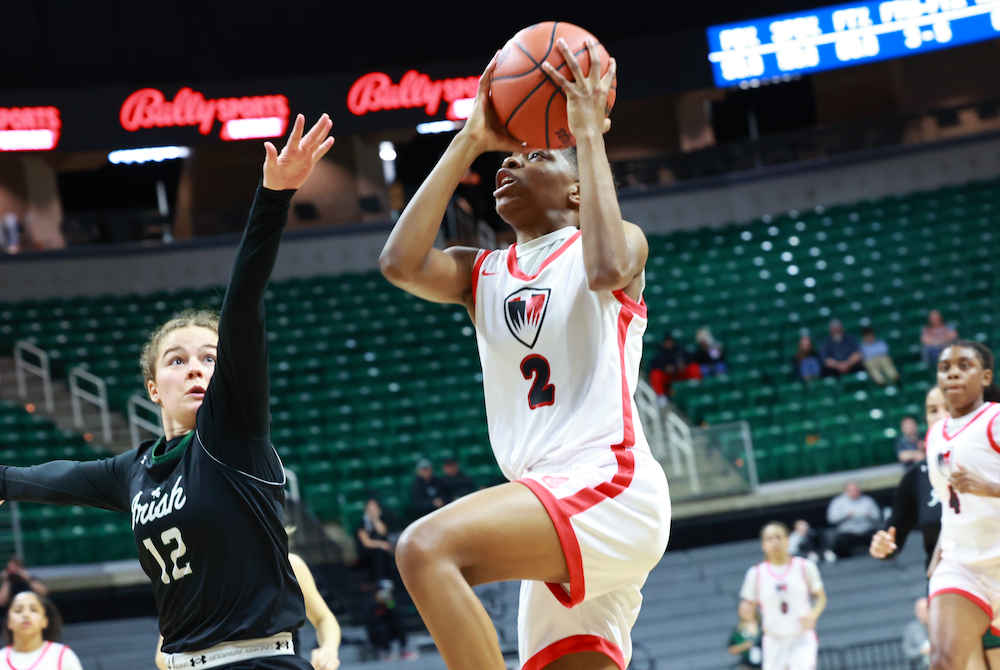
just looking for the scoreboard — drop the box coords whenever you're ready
[707,0,1000,86]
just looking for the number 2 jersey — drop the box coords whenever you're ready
[471,226,650,479]
[926,402,1000,565]
[0,184,305,655]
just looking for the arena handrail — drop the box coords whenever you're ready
[68,366,112,445]
[127,393,163,446]
[13,340,53,413]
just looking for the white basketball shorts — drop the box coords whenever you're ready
[515,448,671,669]
[930,558,1000,634]
[762,631,818,670]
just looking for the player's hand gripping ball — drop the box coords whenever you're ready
[490,21,616,149]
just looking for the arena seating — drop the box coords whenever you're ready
[0,399,132,565]
[655,177,1000,482]
[60,536,928,670]
[1,176,998,562]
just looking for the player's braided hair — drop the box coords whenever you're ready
[3,592,64,643]
[140,308,220,393]
[945,339,1000,404]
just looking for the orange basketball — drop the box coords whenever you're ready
[490,21,617,150]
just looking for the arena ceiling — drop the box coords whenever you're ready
[7,0,841,88]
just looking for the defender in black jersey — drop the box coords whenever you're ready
[0,113,335,669]
[871,386,947,569]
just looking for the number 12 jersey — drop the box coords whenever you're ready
[471,227,650,480]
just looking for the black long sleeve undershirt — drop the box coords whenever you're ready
[0,182,294,503]
[883,462,941,569]
[200,183,293,477]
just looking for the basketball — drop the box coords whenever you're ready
[490,21,617,150]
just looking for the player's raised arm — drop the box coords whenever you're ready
[379,54,523,309]
[206,114,334,458]
[0,452,134,513]
[542,38,647,296]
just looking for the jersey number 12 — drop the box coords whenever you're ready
[143,527,193,585]
[521,355,555,409]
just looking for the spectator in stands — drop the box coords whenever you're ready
[409,459,445,518]
[827,481,882,558]
[440,458,476,503]
[649,333,701,404]
[895,417,926,464]
[860,326,899,386]
[0,558,48,608]
[820,319,864,377]
[788,519,836,564]
[366,585,417,661]
[1,591,82,670]
[727,600,762,670]
[793,335,822,382]
[921,310,958,365]
[356,498,396,588]
[693,327,728,378]
[902,597,931,669]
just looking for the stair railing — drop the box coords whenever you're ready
[127,393,163,446]
[13,341,53,412]
[68,367,112,444]
[635,378,700,494]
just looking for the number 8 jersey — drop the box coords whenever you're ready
[472,227,650,480]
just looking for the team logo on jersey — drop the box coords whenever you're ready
[504,288,551,349]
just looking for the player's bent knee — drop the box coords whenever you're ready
[395,517,450,580]
[930,647,962,670]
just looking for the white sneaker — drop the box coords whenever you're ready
[824,550,837,563]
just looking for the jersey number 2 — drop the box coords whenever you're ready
[520,355,555,409]
[143,527,193,585]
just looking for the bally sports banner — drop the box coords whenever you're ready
[0,60,487,153]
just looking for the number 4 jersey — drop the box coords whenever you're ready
[926,402,1000,565]
[471,227,651,480]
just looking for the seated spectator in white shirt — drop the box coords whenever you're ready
[827,481,882,558]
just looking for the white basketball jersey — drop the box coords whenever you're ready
[740,558,823,638]
[0,642,82,670]
[926,402,1000,565]
[471,228,649,480]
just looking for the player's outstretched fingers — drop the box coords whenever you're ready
[585,38,601,83]
[285,113,306,152]
[556,38,586,85]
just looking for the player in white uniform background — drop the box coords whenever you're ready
[923,340,1000,670]
[379,39,670,670]
[741,522,827,670]
[0,592,82,670]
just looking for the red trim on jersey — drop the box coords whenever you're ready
[799,557,809,586]
[514,305,640,607]
[522,635,625,670]
[764,559,795,580]
[987,413,1000,455]
[470,249,488,307]
[612,288,647,319]
[930,587,994,621]
[5,642,53,670]
[56,646,66,670]
[516,477,584,607]
[506,230,581,280]
[942,403,997,441]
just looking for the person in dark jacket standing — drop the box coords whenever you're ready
[0,113,334,670]
[409,459,444,518]
[440,459,476,503]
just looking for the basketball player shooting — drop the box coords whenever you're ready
[379,39,671,670]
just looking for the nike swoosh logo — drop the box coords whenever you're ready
[482,271,500,276]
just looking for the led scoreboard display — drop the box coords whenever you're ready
[707,0,1000,86]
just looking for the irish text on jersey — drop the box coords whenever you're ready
[504,288,551,349]
[132,476,188,529]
